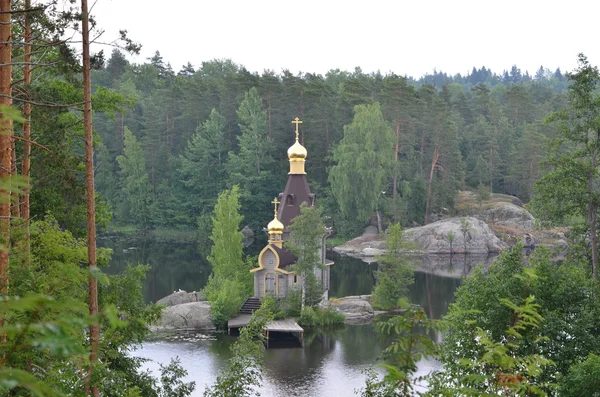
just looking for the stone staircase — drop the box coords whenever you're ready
[240,297,261,314]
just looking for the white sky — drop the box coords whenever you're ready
[91,0,600,78]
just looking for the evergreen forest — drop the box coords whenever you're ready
[3,0,600,395]
[91,50,568,238]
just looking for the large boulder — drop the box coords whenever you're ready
[476,201,535,230]
[333,217,506,257]
[156,290,203,307]
[159,301,215,330]
[329,295,374,324]
[405,217,507,254]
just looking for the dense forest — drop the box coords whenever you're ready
[91,50,569,239]
[4,0,600,395]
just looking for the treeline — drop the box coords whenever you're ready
[92,50,568,236]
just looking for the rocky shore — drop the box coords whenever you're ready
[153,290,215,332]
[154,290,388,330]
[333,192,568,262]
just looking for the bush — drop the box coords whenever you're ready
[208,278,248,328]
[559,354,600,397]
[298,307,345,327]
[260,295,285,320]
[281,287,302,318]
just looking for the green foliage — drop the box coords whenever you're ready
[372,224,415,310]
[226,87,279,232]
[559,354,600,397]
[280,286,302,318]
[357,304,438,396]
[179,109,230,223]
[156,358,196,397]
[259,295,285,320]
[437,244,600,391]
[430,295,554,396]
[287,203,326,306]
[204,187,252,327]
[4,213,194,397]
[204,301,274,397]
[91,52,576,236]
[330,103,395,223]
[116,127,154,228]
[530,54,600,277]
[297,306,345,327]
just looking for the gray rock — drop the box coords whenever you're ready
[405,217,507,254]
[334,217,506,257]
[329,295,374,324]
[156,290,202,307]
[476,201,535,230]
[361,247,386,257]
[490,193,524,207]
[241,225,255,247]
[521,233,536,247]
[159,301,215,330]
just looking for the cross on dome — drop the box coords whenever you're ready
[292,117,302,140]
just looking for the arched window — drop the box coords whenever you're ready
[286,194,294,206]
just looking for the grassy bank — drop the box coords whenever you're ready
[326,235,351,248]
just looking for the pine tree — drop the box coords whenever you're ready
[116,128,153,228]
[227,87,278,232]
[179,109,229,220]
[531,54,600,279]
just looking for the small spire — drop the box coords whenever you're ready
[271,197,280,216]
[292,117,303,141]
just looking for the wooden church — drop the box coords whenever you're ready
[250,118,333,299]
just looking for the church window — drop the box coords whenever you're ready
[293,275,297,283]
[286,194,294,205]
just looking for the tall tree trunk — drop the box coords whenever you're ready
[489,146,494,193]
[392,123,400,200]
[375,207,383,234]
[0,0,12,296]
[81,1,99,395]
[589,132,599,280]
[10,140,18,218]
[425,146,439,224]
[267,100,272,140]
[20,0,31,263]
[419,134,425,173]
[588,201,598,280]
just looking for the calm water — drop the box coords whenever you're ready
[103,238,479,396]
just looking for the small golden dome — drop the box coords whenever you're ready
[267,216,284,233]
[287,138,307,160]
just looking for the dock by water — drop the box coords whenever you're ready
[228,315,304,347]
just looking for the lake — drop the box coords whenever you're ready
[103,238,485,396]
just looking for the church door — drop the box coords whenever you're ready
[265,273,276,296]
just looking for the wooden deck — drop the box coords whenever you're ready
[227,314,252,329]
[227,315,304,347]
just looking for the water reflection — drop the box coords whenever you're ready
[107,241,486,396]
[99,238,211,303]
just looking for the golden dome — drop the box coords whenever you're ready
[287,138,307,160]
[267,216,284,233]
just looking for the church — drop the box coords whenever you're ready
[250,118,333,299]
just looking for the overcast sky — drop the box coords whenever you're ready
[91,0,599,78]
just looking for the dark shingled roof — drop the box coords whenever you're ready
[278,174,314,229]
[271,244,297,270]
